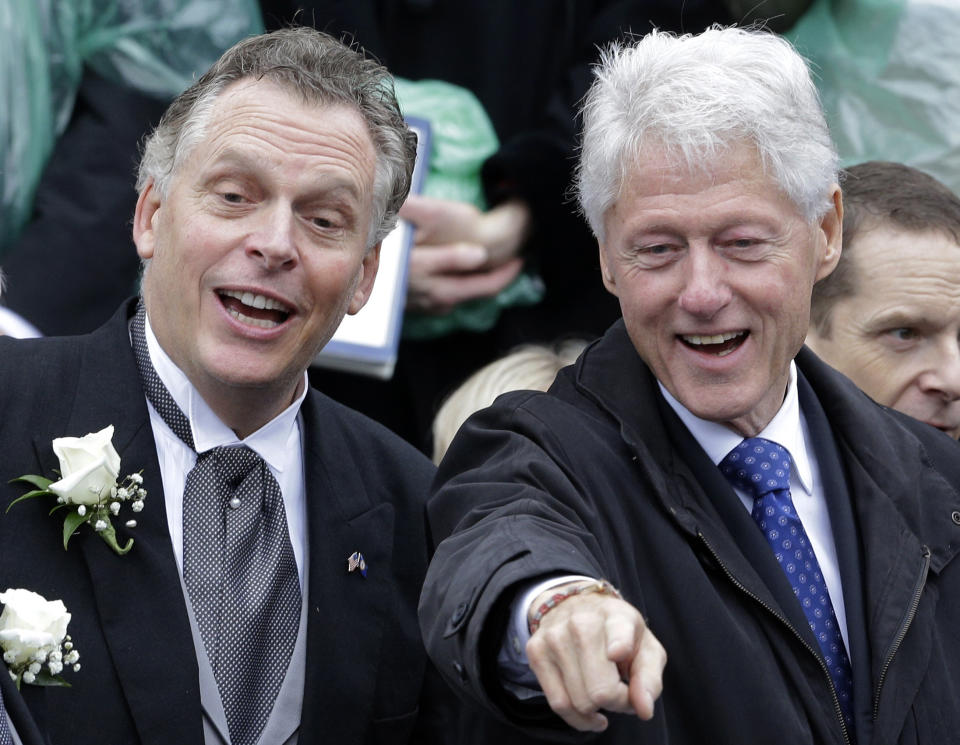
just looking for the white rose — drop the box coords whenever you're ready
[48,425,121,506]
[0,589,70,667]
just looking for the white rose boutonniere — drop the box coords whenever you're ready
[0,588,80,687]
[7,425,147,555]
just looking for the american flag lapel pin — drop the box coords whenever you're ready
[347,551,367,577]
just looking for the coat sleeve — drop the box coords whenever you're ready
[419,390,620,740]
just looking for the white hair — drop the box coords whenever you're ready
[576,26,838,242]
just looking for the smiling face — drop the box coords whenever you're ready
[807,224,960,438]
[599,144,842,436]
[134,78,380,432]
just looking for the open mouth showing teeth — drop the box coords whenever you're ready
[680,331,747,357]
[218,290,292,329]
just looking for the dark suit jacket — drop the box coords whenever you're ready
[0,300,447,745]
[421,320,960,744]
[0,666,47,745]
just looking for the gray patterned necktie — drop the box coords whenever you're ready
[131,303,301,745]
[0,683,13,745]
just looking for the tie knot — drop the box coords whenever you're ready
[211,445,262,487]
[719,437,792,500]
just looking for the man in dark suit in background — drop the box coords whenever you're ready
[420,27,960,745]
[0,27,447,745]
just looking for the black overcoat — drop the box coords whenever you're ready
[421,320,960,745]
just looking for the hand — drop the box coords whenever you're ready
[400,195,531,314]
[525,583,666,732]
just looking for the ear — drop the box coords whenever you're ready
[133,180,163,260]
[347,242,382,315]
[598,241,619,297]
[814,184,843,282]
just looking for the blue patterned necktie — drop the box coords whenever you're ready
[720,437,854,734]
[130,303,301,745]
[0,683,12,745]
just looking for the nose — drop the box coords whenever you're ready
[246,205,298,271]
[676,245,732,319]
[919,336,960,402]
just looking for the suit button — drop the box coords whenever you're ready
[451,601,469,626]
[951,510,960,525]
[452,661,467,682]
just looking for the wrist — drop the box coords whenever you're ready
[528,578,622,634]
[482,199,531,257]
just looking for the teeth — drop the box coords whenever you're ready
[227,307,280,329]
[683,331,743,345]
[221,289,288,312]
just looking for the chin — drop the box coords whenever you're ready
[681,394,752,427]
[203,355,285,390]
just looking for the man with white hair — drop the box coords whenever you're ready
[420,26,960,745]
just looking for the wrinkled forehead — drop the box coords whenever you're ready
[623,139,774,192]
[181,75,372,160]
[615,142,793,214]
[182,78,376,178]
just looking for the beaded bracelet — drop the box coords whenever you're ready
[528,579,622,634]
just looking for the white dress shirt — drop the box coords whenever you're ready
[141,315,308,591]
[501,360,849,687]
[140,316,309,744]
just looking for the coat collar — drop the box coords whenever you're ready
[570,321,960,573]
[794,346,960,577]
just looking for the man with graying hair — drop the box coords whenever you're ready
[0,27,450,745]
[420,26,960,745]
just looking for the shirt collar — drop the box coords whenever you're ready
[143,313,307,473]
[658,360,814,495]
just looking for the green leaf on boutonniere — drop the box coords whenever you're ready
[9,474,54,491]
[62,510,88,550]
[31,671,71,688]
[5,488,54,513]
[96,517,133,556]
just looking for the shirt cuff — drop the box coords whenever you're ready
[497,574,595,697]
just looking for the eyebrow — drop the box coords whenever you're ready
[621,218,779,245]
[865,308,929,331]
[204,148,366,202]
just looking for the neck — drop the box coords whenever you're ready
[193,375,304,440]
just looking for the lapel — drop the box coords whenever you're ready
[796,370,874,741]
[43,301,203,745]
[656,392,825,653]
[0,662,46,745]
[298,392,395,745]
[796,348,960,736]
